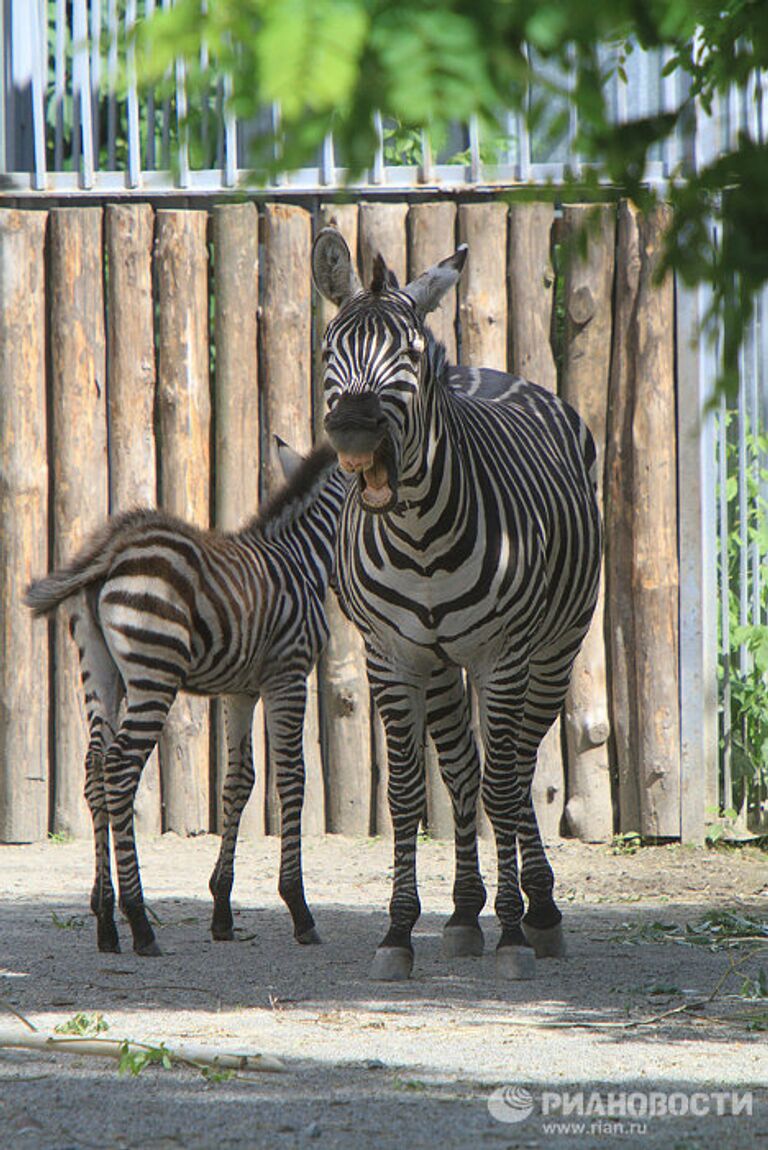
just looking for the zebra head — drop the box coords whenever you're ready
[312,225,467,513]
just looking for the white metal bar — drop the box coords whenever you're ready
[419,128,432,184]
[718,391,732,812]
[321,132,335,187]
[223,70,236,188]
[30,0,47,189]
[372,111,385,185]
[90,0,101,165]
[468,115,481,184]
[106,0,118,168]
[175,55,189,187]
[125,0,141,187]
[73,0,94,187]
[145,0,156,169]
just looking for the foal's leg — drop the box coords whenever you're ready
[425,665,486,957]
[103,684,176,956]
[368,656,427,980]
[70,602,124,953]
[263,675,320,944]
[209,693,257,940]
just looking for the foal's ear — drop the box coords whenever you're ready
[403,245,468,316]
[312,225,362,308]
[274,436,305,481]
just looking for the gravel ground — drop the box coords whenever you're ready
[1,833,766,1149]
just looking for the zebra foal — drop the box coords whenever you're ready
[26,441,349,957]
[313,227,602,981]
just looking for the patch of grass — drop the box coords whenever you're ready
[611,832,642,856]
[50,912,86,932]
[47,831,72,845]
[54,1012,109,1037]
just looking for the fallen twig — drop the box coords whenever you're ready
[0,1028,286,1073]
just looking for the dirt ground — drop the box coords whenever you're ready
[0,832,766,1150]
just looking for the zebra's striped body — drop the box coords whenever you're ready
[26,442,349,956]
[313,229,601,980]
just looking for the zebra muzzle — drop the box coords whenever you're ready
[338,451,393,509]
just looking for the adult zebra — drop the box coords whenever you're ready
[313,227,601,981]
[25,441,350,957]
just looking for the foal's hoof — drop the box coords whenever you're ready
[135,939,162,957]
[296,926,322,945]
[523,921,566,958]
[442,924,484,958]
[496,945,536,981]
[369,946,413,981]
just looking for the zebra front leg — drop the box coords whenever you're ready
[426,666,486,958]
[210,694,257,941]
[70,604,123,953]
[369,667,427,980]
[264,677,319,944]
[104,691,175,956]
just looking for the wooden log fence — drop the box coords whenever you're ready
[0,197,682,844]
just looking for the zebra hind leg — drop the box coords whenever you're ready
[426,666,486,958]
[70,603,124,953]
[264,678,320,944]
[481,687,536,980]
[104,690,176,957]
[209,694,257,941]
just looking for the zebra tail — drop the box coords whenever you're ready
[24,510,150,617]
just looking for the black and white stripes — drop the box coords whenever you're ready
[26,441,349,956]
[313,228,601,980]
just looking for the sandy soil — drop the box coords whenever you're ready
[1,832,766,1150]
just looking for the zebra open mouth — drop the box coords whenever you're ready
[338,445,396,512]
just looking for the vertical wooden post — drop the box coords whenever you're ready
[0,210,49,842]
[315,204,374,836]
[560,204,615,842]
[211,202,265,839]
[506,202,563,842]
[458,202,508,370]
[105,203,162,837]
[408,202,458,361]
[605,201,642,834]
[358,203,409,837]
[49,208,109,840]
[359,202,409,288]
[261,203,325,835]
[632,204,680,837]
[155,210,211,835]
[508,203,557,388]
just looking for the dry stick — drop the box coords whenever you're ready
[0,1029,286,1073]
[497,946,768,1033]
[0,1001,38,1032]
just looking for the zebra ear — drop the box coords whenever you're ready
[274,436,305,482]
[403,245,468,316]
[312,225,362,308]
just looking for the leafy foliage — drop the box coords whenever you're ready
[54,1012,110,1037]
[132,1,768,393]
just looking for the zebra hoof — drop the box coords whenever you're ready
[369,946,413,981]
[523,921,566,958]
[211,927,235,942]
[135,939,162,957]
[442,924,484,958]
[296,926,322,945]
[496,945,536,981]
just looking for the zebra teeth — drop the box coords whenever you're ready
[339,452,375,474]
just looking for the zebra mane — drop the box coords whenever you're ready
[246,442,339,538]
[370,253,399,294]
